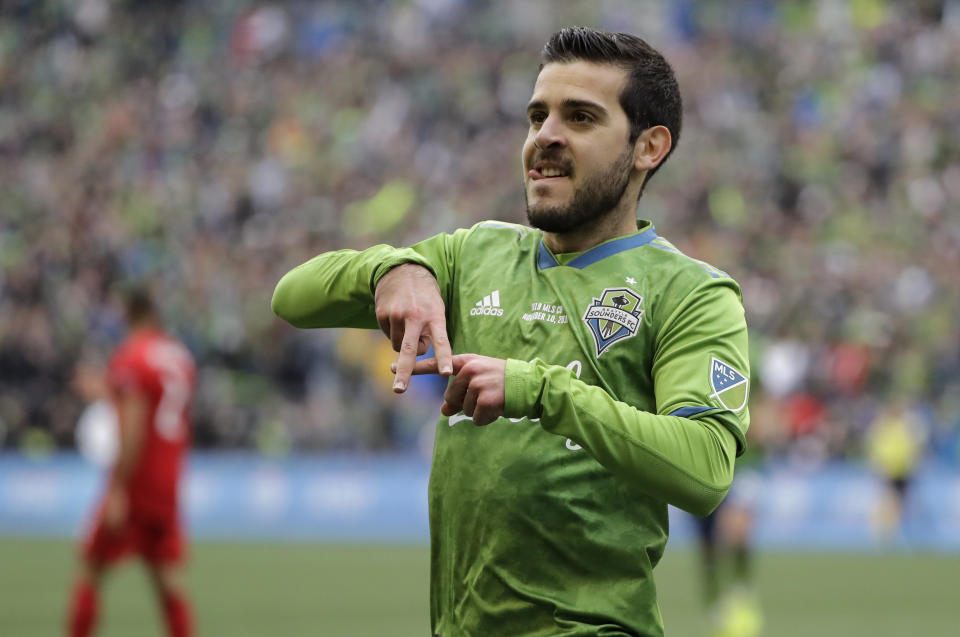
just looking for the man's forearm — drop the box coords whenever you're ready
[503,358,737,516]
[271,246,438,329]
[111,393,147,486]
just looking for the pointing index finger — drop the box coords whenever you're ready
[429,321,454,376]
[392,318,423,393]
[392,358,439,376]
[391,354,467,376]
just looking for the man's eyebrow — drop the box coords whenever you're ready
[562,99,609,115]
[526,98,610,118]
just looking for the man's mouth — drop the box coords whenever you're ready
[529,162,572,181]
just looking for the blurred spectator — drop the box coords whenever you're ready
[865,400,927,540]
[0,1,958,460]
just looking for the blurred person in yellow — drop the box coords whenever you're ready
[865,400,926,541]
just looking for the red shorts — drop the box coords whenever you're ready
[83,505,185,565]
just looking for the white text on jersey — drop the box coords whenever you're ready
[470,290,504,316]
[521,301,568,325]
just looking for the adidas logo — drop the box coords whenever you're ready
[470,290,504,316]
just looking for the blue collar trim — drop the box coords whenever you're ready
[538,226,658,270]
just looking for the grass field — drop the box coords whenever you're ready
[1,538,957,636]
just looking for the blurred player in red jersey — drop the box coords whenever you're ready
[67,286,196,637]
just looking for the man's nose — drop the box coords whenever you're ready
[534,114,566,150]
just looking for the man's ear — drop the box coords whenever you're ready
[633,125,672,172]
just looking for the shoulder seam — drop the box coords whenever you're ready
[649,237,729,280]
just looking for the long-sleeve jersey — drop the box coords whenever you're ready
[272,219,751,637]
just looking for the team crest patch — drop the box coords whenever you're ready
[582,288,644,357]
[709,357,749,412]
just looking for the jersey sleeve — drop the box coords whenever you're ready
[652,277,751,456]
[502,276,750,516]
[503,359,737,516]
[271,230,469,329]
[106,352,148,398]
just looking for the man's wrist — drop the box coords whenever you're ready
[371,252,436,291]
[108,474,131,491]
[378,262,430,284]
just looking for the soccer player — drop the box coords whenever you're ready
[67,286,196,637]
[272,27,750,636]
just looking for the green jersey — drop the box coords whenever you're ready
[272,220,750,637]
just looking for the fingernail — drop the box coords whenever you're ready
[393,380,405,391]
[441,364,452,375]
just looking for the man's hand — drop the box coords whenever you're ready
[375,264,453,393]
[394,354,507,426]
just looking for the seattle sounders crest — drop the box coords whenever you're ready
[582,288,644,357]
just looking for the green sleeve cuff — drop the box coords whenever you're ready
[503,359,540,419]
[370,249,437,292]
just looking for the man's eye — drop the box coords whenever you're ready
[529,112,546,124]
[572,112,593,123]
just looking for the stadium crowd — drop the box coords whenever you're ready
[1,0,958,465]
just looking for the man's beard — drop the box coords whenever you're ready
[525,144,634,234]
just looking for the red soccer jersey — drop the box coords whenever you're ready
[106,328,196,518]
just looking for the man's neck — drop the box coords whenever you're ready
[541,207,639,254]
[129,319,160,334]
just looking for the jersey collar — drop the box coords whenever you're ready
[537,223,658,270]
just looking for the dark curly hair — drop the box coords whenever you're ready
[541,26,683,190]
